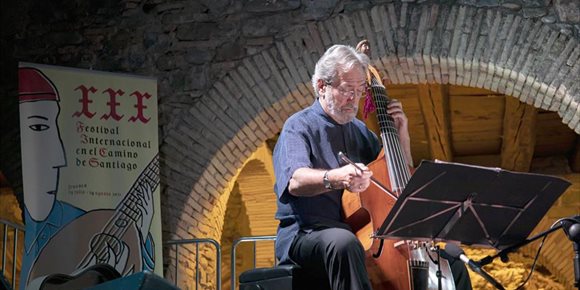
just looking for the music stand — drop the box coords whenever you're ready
[376,160,571,250]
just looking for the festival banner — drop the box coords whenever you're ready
[18,63,161,289]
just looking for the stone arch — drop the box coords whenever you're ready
[219,183,252,290]
[236,164,276,237]
[220,146,277,290]
[235,151,277,264]
[164,143,276,288]
[160,2,579,287]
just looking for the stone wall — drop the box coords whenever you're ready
[1,0,579,289]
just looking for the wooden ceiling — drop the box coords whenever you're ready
[359,84,580,173]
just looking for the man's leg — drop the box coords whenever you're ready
[289,227,372,290]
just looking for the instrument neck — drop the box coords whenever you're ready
[370,77,411,193]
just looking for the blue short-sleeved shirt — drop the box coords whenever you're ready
[273,99,381,263]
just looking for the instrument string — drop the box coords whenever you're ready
[369,77,411,193]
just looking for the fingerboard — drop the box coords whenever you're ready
[369,77,411,193]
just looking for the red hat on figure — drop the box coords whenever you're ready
[18,67,59,103]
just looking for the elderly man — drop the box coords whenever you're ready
[272,44,409,290]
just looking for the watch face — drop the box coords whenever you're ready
[323,171,332,189]
[324,181,332,189]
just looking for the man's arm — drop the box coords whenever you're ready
[288,164,373,196]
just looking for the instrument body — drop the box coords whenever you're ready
[343,73,454,289]
[343,152,412,289]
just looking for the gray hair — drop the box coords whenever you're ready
[311,44,369,97]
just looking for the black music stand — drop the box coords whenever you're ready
[375,160,571,250]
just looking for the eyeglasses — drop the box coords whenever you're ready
[326,82,367,99]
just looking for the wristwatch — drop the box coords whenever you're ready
[323,170,333,189]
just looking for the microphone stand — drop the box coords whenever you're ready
[435,245,442,290]
[478,216,580,289]
[564,221,580,288]
[478,224,562,265]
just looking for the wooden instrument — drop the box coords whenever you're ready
[342,75,454,289]
[27,154,160,286]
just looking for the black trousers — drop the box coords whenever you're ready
[289,227,473,290]
[289,227,371,290]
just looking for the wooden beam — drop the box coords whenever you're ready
[417,84,453,161]
[500,96,537,172]
[454,154,501,168]
[570,135,580,172]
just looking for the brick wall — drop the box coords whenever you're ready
[1,1,579,289]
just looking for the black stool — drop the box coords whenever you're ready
[239,264,298,290]
[239,264,330,290]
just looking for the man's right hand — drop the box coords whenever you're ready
[328,163,373,192]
